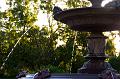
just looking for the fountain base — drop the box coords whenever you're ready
[78,60,114,74]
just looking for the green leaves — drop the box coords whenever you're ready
[109,56,120,73]
[66,0,90,8]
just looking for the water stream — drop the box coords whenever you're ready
[0,27,32,70]
[70,31,77,73]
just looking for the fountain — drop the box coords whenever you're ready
[53,0,120,78]
[19,0,120,79]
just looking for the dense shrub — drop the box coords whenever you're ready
[109,56,120,73]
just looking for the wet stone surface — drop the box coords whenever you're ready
[19,73,99,79]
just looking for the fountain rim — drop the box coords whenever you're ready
[54,7,120,21]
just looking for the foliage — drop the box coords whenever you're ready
[106,39,116,56]
[109,56,120,73]
[39,65,65,73]
[66,0,90,8]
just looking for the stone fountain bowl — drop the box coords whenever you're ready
[54,8,120,32]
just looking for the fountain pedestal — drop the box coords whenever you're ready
[78,32,110,74]
[89,0,103,8]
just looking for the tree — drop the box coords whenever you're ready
[0,0,39,76]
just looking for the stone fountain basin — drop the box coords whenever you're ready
[54,8,120,32]
[19,73,99,79]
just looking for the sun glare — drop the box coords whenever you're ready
[34,11,49,27]
[0,0,8,12]
[113,34,120,53]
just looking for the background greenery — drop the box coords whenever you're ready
[0,0,119,77]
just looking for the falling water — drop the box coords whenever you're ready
[70,31,77,73]
[111,72,115,79]
[0,27,32,70]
